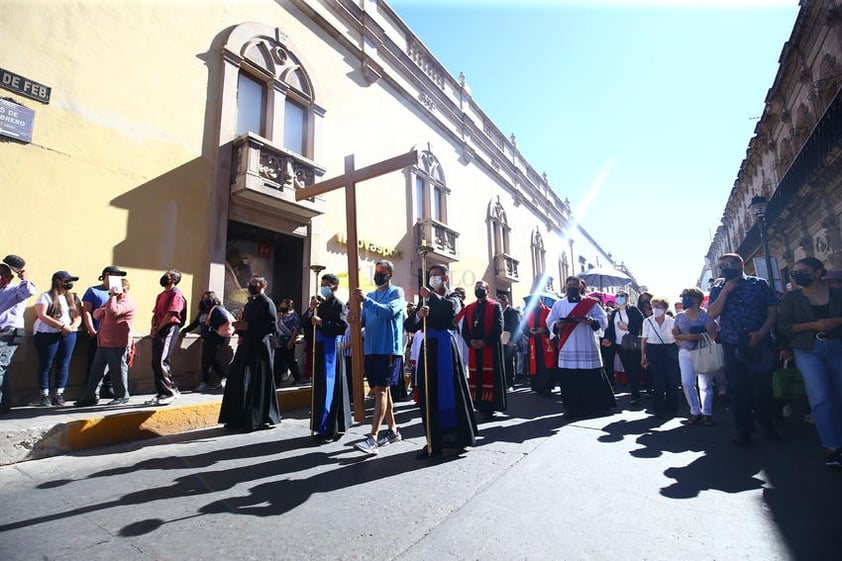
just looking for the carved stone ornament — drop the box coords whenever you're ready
[815,230,832,257]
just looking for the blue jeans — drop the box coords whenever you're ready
[34,331,78,393]
[0,336,20,411]
[794,339,842,449]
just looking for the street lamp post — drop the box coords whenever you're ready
[749,194,775,290]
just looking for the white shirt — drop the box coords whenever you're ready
[613,308,632,345]
[641,315,676,345]
[33,292,76,334]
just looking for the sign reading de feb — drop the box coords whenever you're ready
[0,68,51,104]
[0,99,35,143]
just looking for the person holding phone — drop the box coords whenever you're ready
[76,277,136,406]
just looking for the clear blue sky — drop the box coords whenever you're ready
[389,0,800,303]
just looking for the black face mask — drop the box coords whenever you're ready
[792,272,814,287]
[720,268,740,280]
[566,288,581,301]
[247,284,260,295]
[474,288,487,299]
[278,307,288,313]
[63,282,74,291]
[200,299,212,310]
[374,272,388,286]
[159,275,171,287]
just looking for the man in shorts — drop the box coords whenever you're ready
[351,260,406,455]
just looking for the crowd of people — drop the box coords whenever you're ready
[1,251,841,467]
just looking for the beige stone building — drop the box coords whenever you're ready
[0,0,632,404]
[705,1,842,289]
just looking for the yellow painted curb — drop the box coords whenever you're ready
[27,388,312,460]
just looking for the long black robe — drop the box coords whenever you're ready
[409,291,478,454]
[219,293,281,431]
[461,298,507,413]
[303,296,351,439]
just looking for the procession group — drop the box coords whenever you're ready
[1,251,841,466]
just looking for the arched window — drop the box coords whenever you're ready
[488,196,510,256]
[489,197,518,284]
[559,253,569,288]
[531,228,546,277]
[224,25,321,158]
[413,149,449,223]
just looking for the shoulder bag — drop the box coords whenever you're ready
[618,310,641,351]
[208,305,236,338]
[689,333,725,374]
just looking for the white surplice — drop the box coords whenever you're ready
[546,298,608,370]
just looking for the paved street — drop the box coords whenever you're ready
[1,388,840,561]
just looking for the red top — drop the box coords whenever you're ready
[152,288,186,328]
[93,295,136,347]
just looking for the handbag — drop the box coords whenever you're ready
[208,306,236,338]
[620,332,640,351]
[689,333,725,374]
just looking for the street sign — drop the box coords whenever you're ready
[0,98,35,143]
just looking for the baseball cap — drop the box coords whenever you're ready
[99,265,127,280]
[52,271,80,282]
[3,255,25,273]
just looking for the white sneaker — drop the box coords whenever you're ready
[157,395,175,406]
[354,435,379,455]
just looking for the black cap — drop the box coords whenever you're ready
[52,271,80,282]
[99,266,127,280]
[3,255,25,273]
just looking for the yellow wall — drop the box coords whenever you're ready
[0,0,614,404]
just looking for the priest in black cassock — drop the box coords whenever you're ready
[302,273,351,442]
[460,280,507,420]
[219,276,282,431]
[408,265,477,457]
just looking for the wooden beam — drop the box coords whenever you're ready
[295,149,418,201]
[343,155,366,423]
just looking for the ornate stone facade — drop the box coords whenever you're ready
[705,0,842,288]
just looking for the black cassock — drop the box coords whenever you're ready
[219,293,282,431]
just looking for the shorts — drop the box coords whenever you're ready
[365,354,403,388]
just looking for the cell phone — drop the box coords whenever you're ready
[107,275,123,294]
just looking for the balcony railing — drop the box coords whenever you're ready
[415,218,459,261]
[231,132,327,220]
[494,252,520,283]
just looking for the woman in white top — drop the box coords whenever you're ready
[33,271,83,407]
[640,297,680,419]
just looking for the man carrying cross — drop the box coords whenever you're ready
[546,275,616,419]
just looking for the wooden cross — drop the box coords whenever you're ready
[296,149,419,422]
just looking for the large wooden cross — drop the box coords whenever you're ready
[296,149,419,422]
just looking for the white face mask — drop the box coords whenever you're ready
[652,307,665,318]
[429,275,443,289]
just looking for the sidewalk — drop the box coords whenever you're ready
[0,385,312,466]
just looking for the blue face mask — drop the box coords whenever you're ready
[681,297,695,309]
[320,286,332,298]
[616,296,627,306]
